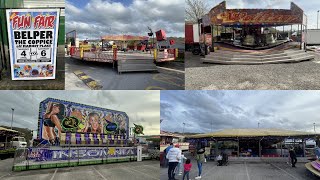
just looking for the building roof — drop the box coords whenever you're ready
[187,128,319,139]
[0,127,19,133]
[101,35,149,41]
[160,131,181,138]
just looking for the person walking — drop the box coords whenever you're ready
[167,144,182,180]
[289,146,297,167]
[183,159,192,180]
[195,148,206,179]
[163,143,174,168]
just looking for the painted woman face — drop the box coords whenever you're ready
[90,115,100,131]
[52,105,60,114]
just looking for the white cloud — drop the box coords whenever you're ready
[161,91,320,133]
[66,0,185,39]
[0,90,160,135]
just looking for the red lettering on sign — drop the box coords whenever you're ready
[12,15,31,29]
[34,15,55,29]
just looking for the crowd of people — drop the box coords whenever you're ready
[164,143,206,180]
[163,144,300,180]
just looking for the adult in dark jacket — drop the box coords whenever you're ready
[289,146,297,167]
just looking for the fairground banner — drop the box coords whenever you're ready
[208,1,303,26]
[6,9,60,80]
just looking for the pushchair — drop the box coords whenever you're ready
[217,153,229,166]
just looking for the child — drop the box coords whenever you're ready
[183,159,192,180]
[176,152,187,175]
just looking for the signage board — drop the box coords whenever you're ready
[6,9,60,80]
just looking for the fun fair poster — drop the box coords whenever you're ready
[6,9,60,80]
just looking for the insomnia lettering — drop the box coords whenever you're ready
[14,31,53,39]
[51,148,135,160]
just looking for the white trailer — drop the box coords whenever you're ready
[306,29,320,45]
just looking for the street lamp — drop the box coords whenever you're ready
[11,108,14,129]
[182,122,186,135]
[314,123,316,132]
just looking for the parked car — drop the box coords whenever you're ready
[148,148,160,160]
[11,137,27,148]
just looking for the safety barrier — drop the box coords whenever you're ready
[70,47,115,63]
[69,47,179,73]
[69,46,178,63]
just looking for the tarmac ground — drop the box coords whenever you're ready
[160,157,319,180]
[65,57,184,90]
[0,158,159,180]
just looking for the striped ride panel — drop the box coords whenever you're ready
[61,132,127,146]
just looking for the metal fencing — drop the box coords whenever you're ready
[69,46,178,63]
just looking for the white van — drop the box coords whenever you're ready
[11,137,27,148]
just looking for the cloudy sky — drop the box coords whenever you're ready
[206,0,320,29]
[65,0,185,40]
[161,91,320,134]
[0,91,160,135]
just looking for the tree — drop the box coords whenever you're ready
[185,0,209,23]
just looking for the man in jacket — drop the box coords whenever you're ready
[289,146,297,167]
[166,144,181,180]
[163,143,173,168]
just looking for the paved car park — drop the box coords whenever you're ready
[160,158,319,180]
[65,57,184,90]
[185,52,320,90]
[0,158,159,180]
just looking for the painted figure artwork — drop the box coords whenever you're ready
[38,98,129,145]
[41,102,65,145]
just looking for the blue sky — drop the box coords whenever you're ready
[65,0,185,39]
[68,0,133,8]
[161,90,320,133]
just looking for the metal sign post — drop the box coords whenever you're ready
[137,145,142,161]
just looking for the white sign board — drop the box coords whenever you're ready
[6,9,60,80]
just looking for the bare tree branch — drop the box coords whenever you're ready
[185,0,209,23]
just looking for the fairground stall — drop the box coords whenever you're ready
[196,1,315,64]
[0,127,20,160]
[201,1,307,50]
[186,128,319,159]
[12,98,149,171]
